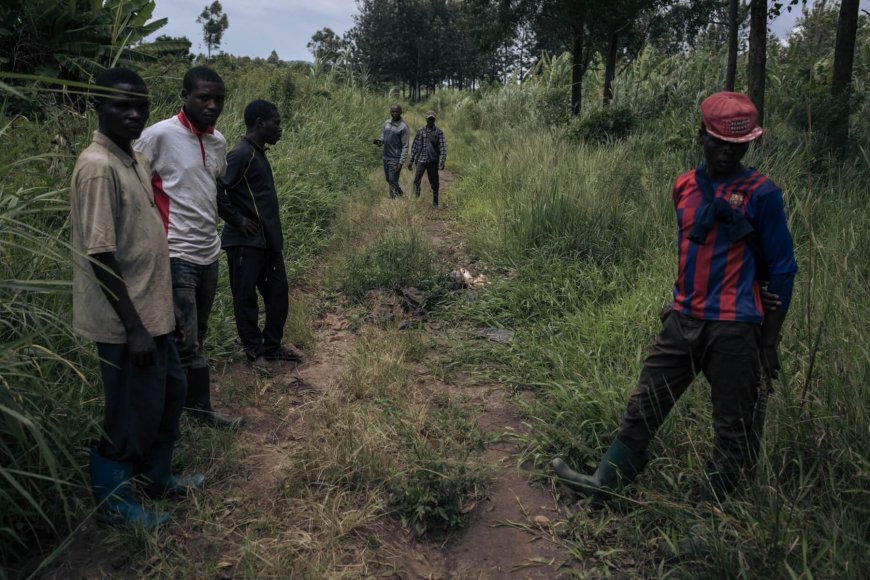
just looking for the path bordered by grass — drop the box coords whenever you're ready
[37,165,579,579]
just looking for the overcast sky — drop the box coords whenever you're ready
[148,0,868,62]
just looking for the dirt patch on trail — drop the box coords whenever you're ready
[35,169,580,579]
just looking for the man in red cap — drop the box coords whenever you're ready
[552,91,797,504]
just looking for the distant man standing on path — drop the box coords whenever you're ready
[553,92,797,504]
[135,66,243,429]
[373,104,408,198]
[409,110,447,207]
[72,68,204,527]
[217,100,302,371]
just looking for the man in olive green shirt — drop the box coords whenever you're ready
[71,68,203,528]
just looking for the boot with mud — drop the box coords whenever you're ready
[138,441,205,498]
[89,449,170,528]
[552,439,650,505]
[185,366,245,429]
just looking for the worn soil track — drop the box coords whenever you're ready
[38,171,579,579]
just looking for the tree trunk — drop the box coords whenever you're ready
[603,31,618,107]
[726,0,739,91]
[570,25,585,116]
[747,0,767,124]
[830,0,860,156]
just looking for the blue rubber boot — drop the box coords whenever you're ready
[139,441,205,498]
[89,449,170,528]
[552,439,650,505]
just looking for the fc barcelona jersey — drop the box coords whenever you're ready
[672,167,797,324]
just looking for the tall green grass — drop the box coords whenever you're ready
[435,47,870,577]
[0,61,388,568]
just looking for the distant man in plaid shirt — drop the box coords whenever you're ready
[408,110,447,207]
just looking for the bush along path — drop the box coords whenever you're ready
[37,169,578,579]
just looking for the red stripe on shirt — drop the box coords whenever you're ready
[719,240,745,320]
[152,171,170,234]
[691,221,717,318]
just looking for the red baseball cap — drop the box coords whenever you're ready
[700,92,763,143]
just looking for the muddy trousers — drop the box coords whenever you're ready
[225,246,289,361]
[617,309,762,479]
[413,161,440,206]
[170,258,219,371]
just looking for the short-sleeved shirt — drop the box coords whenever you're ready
[71,132,175,343]
[134,109,227,265]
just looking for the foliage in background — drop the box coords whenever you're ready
[0,0,168,80]
[0,58,386,568]
[430,22,870,577]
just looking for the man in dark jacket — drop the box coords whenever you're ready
[217,100,301,371]
[409,110,447,207]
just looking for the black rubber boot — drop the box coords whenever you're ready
[552,439,650,504]
[90,449,169,528]
[139,441,205,498]
[185,366,244,430]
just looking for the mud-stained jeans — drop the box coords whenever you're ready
[170,258,219,370]
[617,308,762,476]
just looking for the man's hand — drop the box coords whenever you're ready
[761,307,787,381]
[407,161,415,171]
[127,325,157,367]
[760,286,781,312]
[373,139,383,146]
[238,217,260,237]
[439,161,445,171]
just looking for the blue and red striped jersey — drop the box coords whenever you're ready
[672,167,797,323]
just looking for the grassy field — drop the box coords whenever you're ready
[0,60,390,571]
[430,48,870,578]
[2,41,869,578]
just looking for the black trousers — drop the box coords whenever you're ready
[96,334,186,463]
[617,309,762,476]
[226,246,289,361]
[413,161,440,205]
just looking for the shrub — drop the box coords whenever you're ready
[339,231,438,301]
[566,105,637,143]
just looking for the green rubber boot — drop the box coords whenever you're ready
[552,439,650,503]
[90,449,170,528]
[139,441,205,498]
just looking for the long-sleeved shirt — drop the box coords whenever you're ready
[672,167,797,323]
[410,125,447,164]
[381,119,409,163]
[217,136,283,252]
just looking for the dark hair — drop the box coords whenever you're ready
[92,67,146,102]
[182,66,224,92]
[244,99,279,127]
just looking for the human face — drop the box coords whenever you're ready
[258,111,283,146]
[701,132,749,179]
[96,83,150,150]
[182,80,225,131]
[390,106,402,122]
[426,116,435,127]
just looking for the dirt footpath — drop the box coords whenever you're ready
[37,171,579,579]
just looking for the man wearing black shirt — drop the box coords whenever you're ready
[217,100,301,370]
